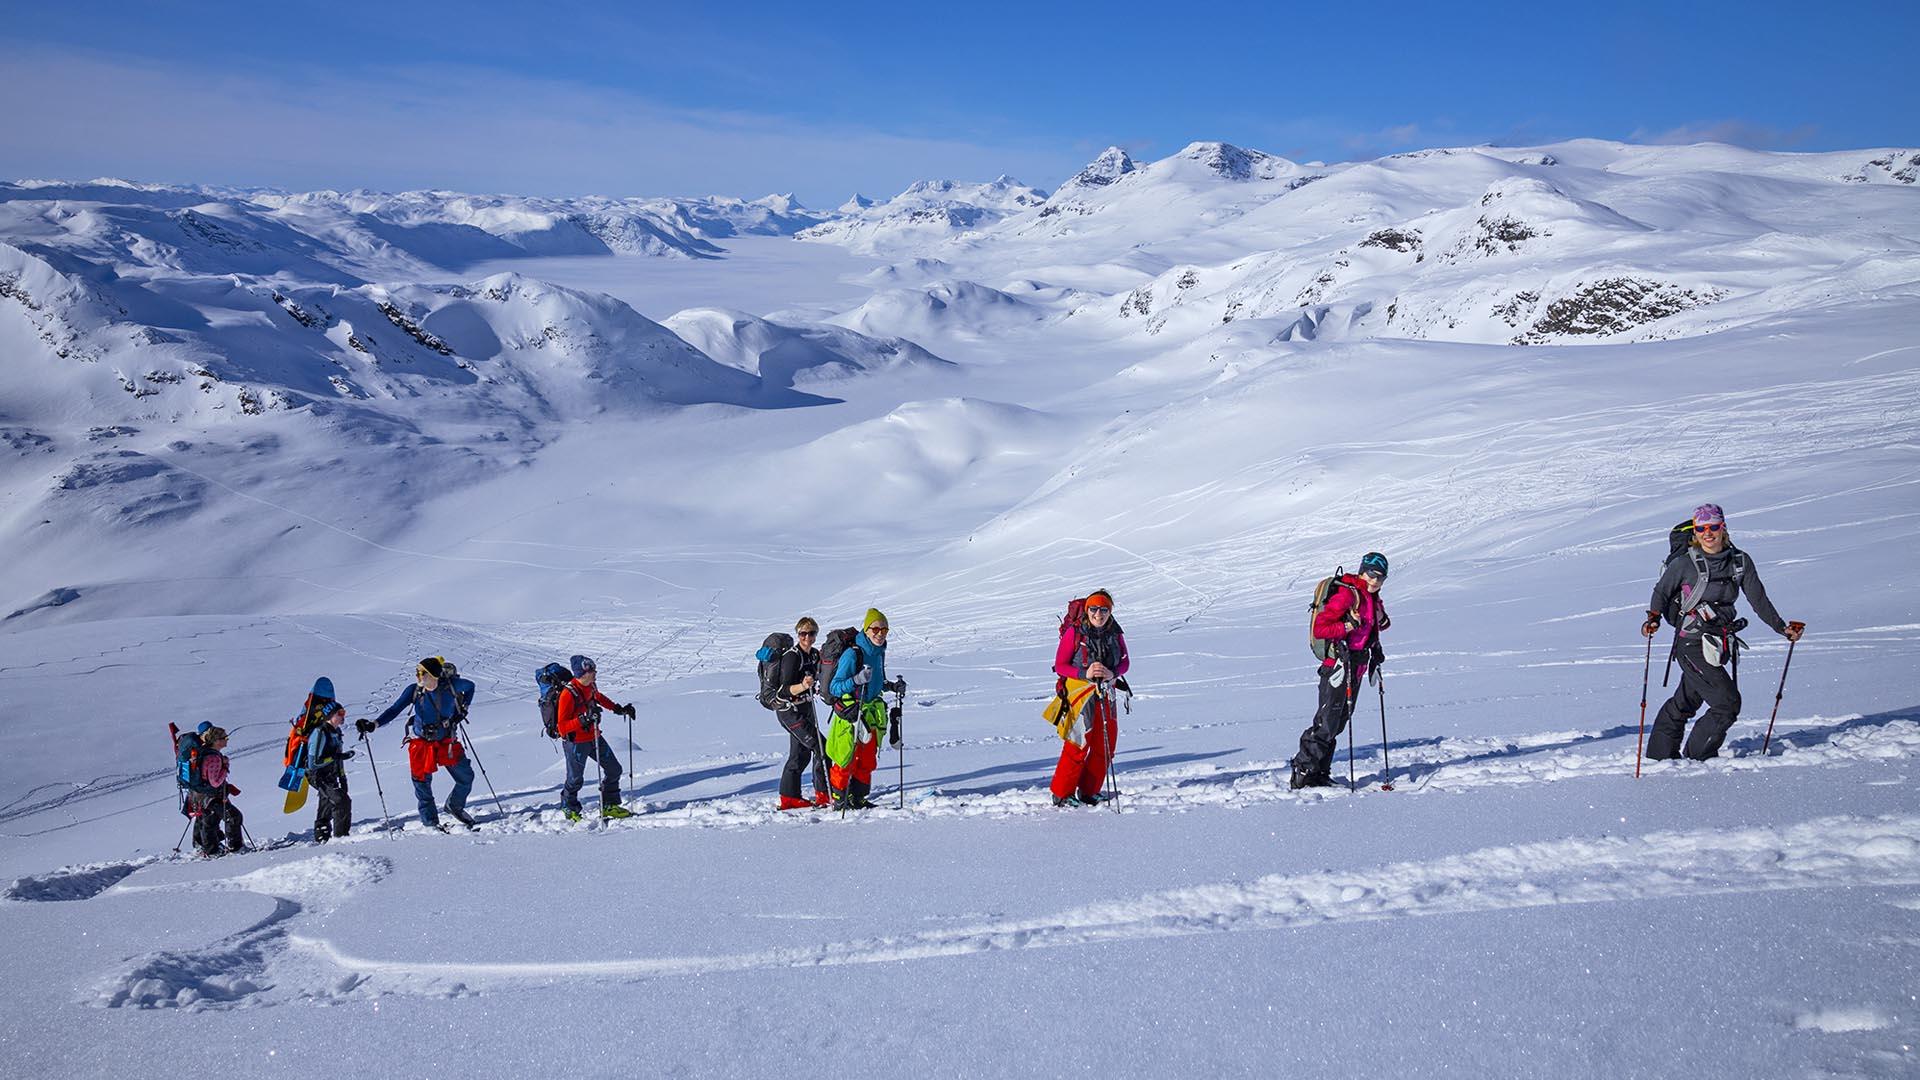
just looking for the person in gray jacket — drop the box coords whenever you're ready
[1640,503,1804,760]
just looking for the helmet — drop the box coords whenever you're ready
[1359,552,1390,579]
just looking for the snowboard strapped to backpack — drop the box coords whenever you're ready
[534,662,572,738]
[1307,567,1363,661]
[755,632,795,711]
[814,627,862,706]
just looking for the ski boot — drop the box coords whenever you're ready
[445,802,478,829]
[601,805,634,819]
[563,808,583,823]
[811,790,833,808]
[779,795,813,811]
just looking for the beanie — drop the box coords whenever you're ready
[1692,503,1725,526]
[1084,590,1114,610]
[417,657,445,680]
[570,654,596,677]
[863,608,889,631]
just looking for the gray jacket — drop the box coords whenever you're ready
[1650,545,1786,637]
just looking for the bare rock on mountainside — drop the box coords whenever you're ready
[1061,146,1139,190]
[1842,151,1920,185]
[1512,278,1725,344]
[1180,141,1291,181]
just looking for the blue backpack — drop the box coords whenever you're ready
[534,662,572,738]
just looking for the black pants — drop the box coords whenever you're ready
[778,705,827,800]
[311,766,352,841]
[1292,663,1355,780]
[192,797,245,855]
[1648,637,1743,760]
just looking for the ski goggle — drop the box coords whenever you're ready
[1695,522,1724,534]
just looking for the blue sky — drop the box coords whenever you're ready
[3,0,1914,203]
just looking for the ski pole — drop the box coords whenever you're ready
[1760,637,1798,755]
[1345,660,1357,792]
[626,709,636,806]
[1376,669,1393,792]
[459,721,507,817]
[1635,632,1653,779]
[172,819,190,854]
[358,732,394,836]
[893,687,906,810]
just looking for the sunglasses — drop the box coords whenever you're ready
[797,630,817,639]
[1695,522,1724,534]
[1087,605,1111,614]
[868,625,890,635]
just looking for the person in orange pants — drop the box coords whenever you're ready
[1050,590,1130,807]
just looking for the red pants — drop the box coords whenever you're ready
[1051,697,1117,800]
[829,738,878,796]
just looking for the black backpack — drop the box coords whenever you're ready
[755,633,794,710]
[814,627,861,704]
[534,662,571,738]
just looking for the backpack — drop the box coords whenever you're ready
[755,633,796,710]
[1661,520,1747,627]
[1307,568,1363,661]
[283,693,329,771]
[814,627,861,704]
[534,662,572,738]
[173,724,205,790]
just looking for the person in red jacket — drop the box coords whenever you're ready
[555,654,637,821]
[1291,552,1390,789]
[1050,589,1131,807]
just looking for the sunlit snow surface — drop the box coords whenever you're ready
[3,142,1919,1076]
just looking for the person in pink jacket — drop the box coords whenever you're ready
[189,726,247,856]
[1291,552,1390,789]
[1050,589,1130,807]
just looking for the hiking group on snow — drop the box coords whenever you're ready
[168,503,1803,857]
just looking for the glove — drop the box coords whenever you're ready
[340,749,356,760]
[1640,611,1662,638]
[225,784,240,795]
[356,718,377,735]
[888,706,903,747]
[854,666,872,688]
[886,676,906,695]
[1783,620,1805,642]
[619,703,637,719]
[1377,612,1391,632]
[1369,642,1385,670]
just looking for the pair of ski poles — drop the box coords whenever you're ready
[1634,631,1799,776]
[1341,658,1394,793]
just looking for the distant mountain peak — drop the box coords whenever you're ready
[1065,147,1139,189]
[1176,141,1289,181]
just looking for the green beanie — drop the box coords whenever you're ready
[864,608,889,631]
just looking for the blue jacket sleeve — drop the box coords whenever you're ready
[452,677,476,712]
[829,648,859,698]
[372,685,416,729]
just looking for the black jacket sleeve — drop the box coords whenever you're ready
[1740,559,1788,633]
[1649,556,1687,621]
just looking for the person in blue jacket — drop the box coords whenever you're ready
[357,657,478,829]
[825,608,905,810]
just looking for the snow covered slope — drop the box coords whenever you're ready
[3,139,1919,1077]
[796,175,1048,254]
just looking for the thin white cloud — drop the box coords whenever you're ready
[0,46,1087,204]
[1630,119,1820,150]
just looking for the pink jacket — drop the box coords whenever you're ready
[1313,575,1384,677]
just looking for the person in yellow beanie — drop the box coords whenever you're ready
[824,608,905,809]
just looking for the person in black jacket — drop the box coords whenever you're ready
[306,703,355,842]
[776,617,830,809]
[1641,503,1804,760]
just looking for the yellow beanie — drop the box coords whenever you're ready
[864,608,889,631]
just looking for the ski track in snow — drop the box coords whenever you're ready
[74,815,1920,1007]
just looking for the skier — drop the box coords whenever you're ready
[357,657,479,830]
[775,618,830,810]
[189,726,246,856]
[554,654,637,821]
[1291,552,1391,789]
[1641,504,1804,760]
[304,681,355,842]
[1049,589,1131,807]
[826,609,904,810]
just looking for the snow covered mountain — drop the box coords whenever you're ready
[3,138,1919,1077]
[795,174,1049,254]
[822,140,1920,351]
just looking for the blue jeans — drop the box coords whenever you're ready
[412,758,475,825]
[562,735,622,812]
